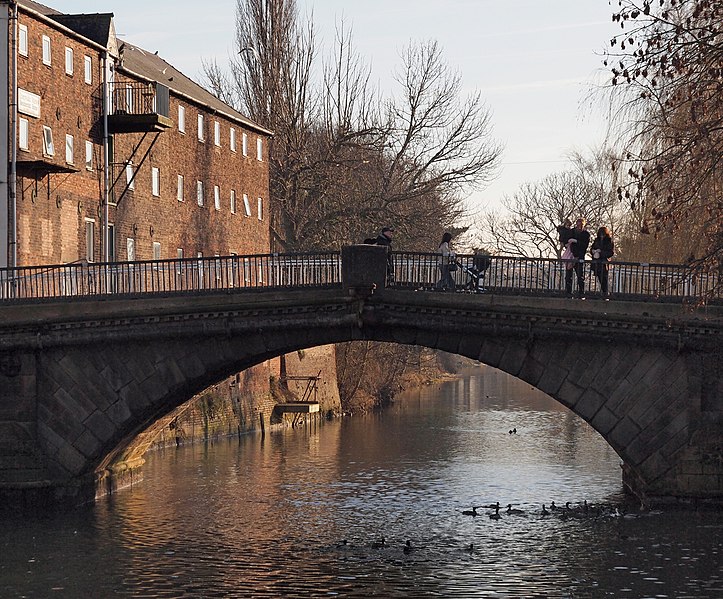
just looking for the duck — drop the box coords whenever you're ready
[506,503,524,515]
[461,506,479,516]
[465,543,474,553]
[483,501,500,510]
[489,505,501,520]
[550,501,558,511]
[541,504,549,516]
[403,540,414,554]
[371,536,386,549]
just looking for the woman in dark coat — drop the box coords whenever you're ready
[590,226,614,296]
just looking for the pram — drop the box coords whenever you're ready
[457,254,491,292]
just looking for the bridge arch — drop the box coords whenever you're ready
[1,284,721,508]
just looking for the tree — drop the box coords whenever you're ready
[605,0,723,274]
[475,150,623,258]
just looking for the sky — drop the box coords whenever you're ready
[55,0,617,218]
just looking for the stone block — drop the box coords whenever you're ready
[73,429,102,458]
[106,399,132,426]
[577,388,607,421]
[591,405,619,436]
[85,410,117,443]
[498,344,528,377]
[624,351,662,386]
[609,417,641,455]
[537,364,568,397]
[518,354,546,387]
[558,379,584,408]
[479,339,505,368]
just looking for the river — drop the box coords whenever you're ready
[1,366,721,598]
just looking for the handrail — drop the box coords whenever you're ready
[0,252,342,301]
[0,251,719,303]
[389,252,720,302]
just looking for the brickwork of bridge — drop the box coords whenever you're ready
[0,247,721,509]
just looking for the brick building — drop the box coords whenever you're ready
[1,0,272,269]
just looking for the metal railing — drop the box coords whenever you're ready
[0,253,341,301]
[390,252,721,302]
[110,81,170,118]
[0,251,718,303]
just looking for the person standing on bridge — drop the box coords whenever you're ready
[564,218,590,298]
[436,232,457,291]
[375,226,395,283]
[590,226,614,298]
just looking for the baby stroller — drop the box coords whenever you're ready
[459,253,491,292]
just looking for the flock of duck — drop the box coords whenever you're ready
[461,499,634,520]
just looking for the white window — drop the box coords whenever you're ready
[42,35,51,66]
[84,56,92,84]
[242,132,248,156]
[197,113,204,141]
[196,180,204,206]
[177,248,184,260]
[18,118,29,150]
[85,141,93,170]
[42,126,54,156]
[126,162,135,190]
[126,237,135,261]
[85,219,95,262]
[256,137,263,161]
[214,121,221,146]
[230,189,236,214]
[152,167,160,196]
[64,47,73,75]
[214,185,221,210]
[257,197,263,220]
[177,174,184,201]
[230,127,236,152]
[153,241,161,261]
[243,193,251,216]
[178,105,185,133]
[65,134,74,164]
[18,24,28,57]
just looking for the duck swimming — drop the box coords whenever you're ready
[371,536,386,549]
[541,504,549,516]
[403,540,414,554]
[489,505,501,520]
[506,504,524,515]
[461,506,479,516]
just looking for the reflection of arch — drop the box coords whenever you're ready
[3,288,721,507]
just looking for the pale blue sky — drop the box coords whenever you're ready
[55,0,616,215]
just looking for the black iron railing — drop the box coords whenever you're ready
[0,253,341,301]
[0,251,718,303]
[110,81,170,117]
[390,252,720,302]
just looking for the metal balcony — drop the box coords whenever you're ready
[107,82,173,133]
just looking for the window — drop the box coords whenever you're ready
[256,137,263,161]
[214,185,221,210]
[126,162,135,190]
[42,35,51,66]
[19,118,28,150]
[230,189,236,214]
[152,167,160,196]
[85,219,95,262]
[108,223,116,262]
[257,197,263,220]
[84,56,92,84]
[243,193,251,216]
[177,248,184,260]
[65,134,74,164]
[196,180,204,206]
[64,47,73,75]
[177,174,184,201]
[85,141,93,170]
[197,113,204,141]
[242,132,248,156]
[178,105,185,133]
[153,242,161,261]
[18,24,28,57]
[42,126,54,156]
[214,121,221,146]
[126,237,135,261]
[230,127,236,152]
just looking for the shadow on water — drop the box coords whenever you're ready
[1,366,721,597]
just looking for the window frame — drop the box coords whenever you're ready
[65,134,74,164]
[196,180,204,206]
[177,174,184,201]
[257,197,263,220]
[230,127,236,152]
[197,113,204,141]
[85,219,95,262]
[214,184,221,210]
[18,24,28,57]
[214,121,221,146]
[178,105,185,133]
[18,117,29,151]
[83,55,92,84]
[230,189,236,214]
[256,137,263,161]
[243,193,251,217]
[151,167,160,197]
[64,47,73,75]
[85,140,93,170]
[41,35,51,66]
[42,126,54,156]
[242,132,248,156]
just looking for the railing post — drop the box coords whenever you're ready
[341,245,388,295]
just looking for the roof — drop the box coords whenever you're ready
[17,0,271,136]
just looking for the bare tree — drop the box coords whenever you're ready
[605,0,723,274]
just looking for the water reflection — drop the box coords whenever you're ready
[0,367,721,598]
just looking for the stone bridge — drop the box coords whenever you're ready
[0,246,721,509]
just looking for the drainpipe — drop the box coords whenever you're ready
[102,51,109,262]
[8,0,17,269]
